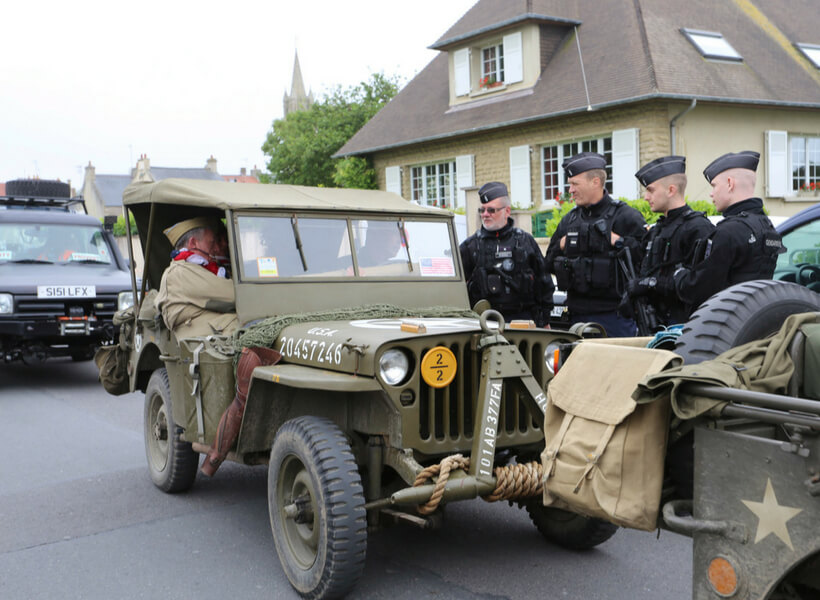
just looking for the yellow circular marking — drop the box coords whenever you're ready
[421,346,457,389]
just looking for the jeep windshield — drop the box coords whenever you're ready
[236,215,457,279]
[0,222,114,265]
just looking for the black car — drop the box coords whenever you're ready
[774,203,820,290]
[0,208,133,364]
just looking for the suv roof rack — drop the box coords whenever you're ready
[0,195,87,213]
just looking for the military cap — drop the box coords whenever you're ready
[635,155,686,187]
[703,151,760,183]
[562,152,607,178]
[163,217,216,247]
[478,181,508,204]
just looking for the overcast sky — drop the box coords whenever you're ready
[1,0,476,189]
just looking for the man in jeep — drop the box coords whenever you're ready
[156,217,239,338]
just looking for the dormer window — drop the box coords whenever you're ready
[681,28,742,62]
[452,31,524,98]
[796,43,820,69]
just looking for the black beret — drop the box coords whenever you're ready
[478,181,508,204]
[562,152,607,177]
[635,155,686,187]
[703,151,760,183]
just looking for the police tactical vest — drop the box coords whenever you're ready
[553,201,621,295]
[642,208,707,276]
[723,212,783,283]
[466,227,539,311]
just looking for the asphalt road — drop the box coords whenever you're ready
[0,359,693,600]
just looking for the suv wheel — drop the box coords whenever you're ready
[70,346,95,362]
[144,368,198,493]
[525,501,618,550]
[268,417,367,600]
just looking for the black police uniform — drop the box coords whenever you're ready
[460,218,554,326]
[545,193,646,328]
[674,197,783,309]
[636,204,714,325]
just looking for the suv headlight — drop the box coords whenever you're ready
[0,293,12,314]
[379,349,410,386]
[118,291,135,311]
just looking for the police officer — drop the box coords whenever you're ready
[460,181,554,326]
[545,152,646,337]
[626,156,714,326]
[674,151,784,309]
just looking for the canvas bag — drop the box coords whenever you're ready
[541,342,681,531]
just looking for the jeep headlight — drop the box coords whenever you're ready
[0,293,12,314]
[118,291,135,311]
[379,349,410,386]
[545,341,563,375]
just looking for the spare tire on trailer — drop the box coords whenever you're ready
[675,279,820,365]
[5,178,71,198]
[667,280,820,499]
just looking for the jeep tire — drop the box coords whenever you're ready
[525,501,618,550]
[268,416,367,600]
[144,368,198,493]
[675,280,820,365]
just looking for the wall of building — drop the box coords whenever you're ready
[374,101,671,208]
[673,103,820,216]
[373,100,820,216]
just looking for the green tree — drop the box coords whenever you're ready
[262,72,401,188]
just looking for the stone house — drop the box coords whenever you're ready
[336,0,820,228]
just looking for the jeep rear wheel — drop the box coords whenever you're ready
[268,417,367,600]
[525,501,618,550]
[144,368,198,493]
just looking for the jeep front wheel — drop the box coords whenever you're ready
[268,416,367,600]
[144,368,198,493]
[525,501,618,550]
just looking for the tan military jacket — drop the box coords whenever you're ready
[156,261,239,338]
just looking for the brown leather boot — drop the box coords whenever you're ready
[200,346,281,476]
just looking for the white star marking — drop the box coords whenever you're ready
[741,478,803,551]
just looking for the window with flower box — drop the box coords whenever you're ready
[541,137,613,203]
[411,161,458,209]
[480,44,504,89]
[791,135,820,192]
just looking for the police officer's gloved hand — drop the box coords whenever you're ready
[627,276,673,297]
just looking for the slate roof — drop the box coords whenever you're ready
[338,0,820,157]
[95,174,132,207]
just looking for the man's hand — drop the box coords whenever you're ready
[610,232,621,246]
[559,235,567,250]
[627,276,673,297]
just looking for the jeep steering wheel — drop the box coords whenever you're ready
[797,264,820,287]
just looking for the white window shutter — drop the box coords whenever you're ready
[455,154,474,209]
[509,145,532,208]
[385,166,401,196]
[454,48,470,96]
[611,128,639,199]
[503,32,523,84]
[765,130,789,197]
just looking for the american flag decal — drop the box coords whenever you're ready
[419,257,454,277]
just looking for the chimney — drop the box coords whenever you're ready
[134,154,153,182]
[240,167,247,176]
[85,161,96,182]
[206,155,218,173]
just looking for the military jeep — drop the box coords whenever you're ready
[115,179,613,599]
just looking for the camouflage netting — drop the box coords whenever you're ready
[231,304,479,354]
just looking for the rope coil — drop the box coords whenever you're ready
[413,454,544,515]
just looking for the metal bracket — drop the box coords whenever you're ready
[189,342,206,443]
[662,500,748,543]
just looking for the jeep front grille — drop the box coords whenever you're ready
[414,337,546,455]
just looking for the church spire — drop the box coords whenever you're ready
[283,50,314,116]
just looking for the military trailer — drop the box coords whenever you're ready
[112,179,615,599]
